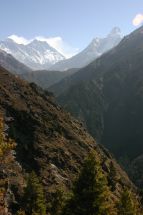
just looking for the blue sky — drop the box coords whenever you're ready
[0,0,143,56]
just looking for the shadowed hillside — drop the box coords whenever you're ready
[0,65,139,214]
[50,26,143,163]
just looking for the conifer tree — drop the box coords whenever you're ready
[117,188,142,215]
[62,151,115,215]
[50,188,67,215]
[16,209,26,215]
[108,161,118,191]
[23,171,46,215]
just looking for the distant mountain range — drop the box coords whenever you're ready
[50,27,122,71]
[0,27,122,71]
[17,27,122,89]
[0,49,77,88]
[0,38,65,70]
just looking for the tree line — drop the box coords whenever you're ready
[0,115,142,215]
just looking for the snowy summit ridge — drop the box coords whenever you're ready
[0,37,65,70]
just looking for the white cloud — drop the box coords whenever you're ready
[35,36,79,58]
[132,14,143,26]
[8,35,79,58]
[8,35,31,45]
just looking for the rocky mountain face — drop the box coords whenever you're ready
[49,26,143,186]
[0,49,31,74]
[0,38,65,70]
[50,27,122,71]
[0,66,138,214]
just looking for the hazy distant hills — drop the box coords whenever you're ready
[0,49,31,74]
[50,27,122,71]
[0,38,65,70]
[50,26,143,164]
[21,68,78,88]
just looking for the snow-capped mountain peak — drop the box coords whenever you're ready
[0,28,122,71]
[50,27,122,71]
[0,37,65,70]
[108,27,122,37]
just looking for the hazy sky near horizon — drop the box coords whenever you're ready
[0,0,143,56]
